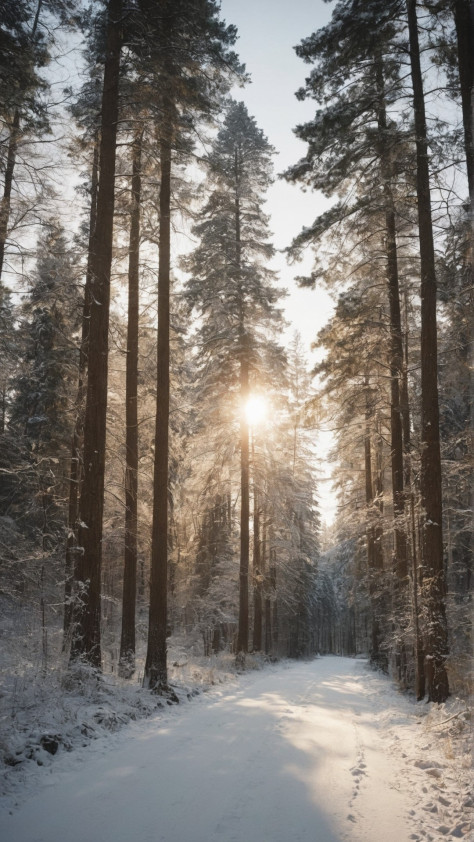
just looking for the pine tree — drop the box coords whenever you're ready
[0,0,78,284]
[11,220,80,453]
[185,100,284,662]
[70,0,123,668]
[137,1,241,690]
[285,0,411,600]
[313,274,391,669]
[405,0,449,702]
[8,219,80,550]
[119,127,143,677]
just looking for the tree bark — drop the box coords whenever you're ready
[364,386,386,670]
[0,111,20,284]
[401,289,425,699]
[270,551,278,653]
[70,0,122,668]
[64,133,99,646]
[237,349,250,656]
[375,59,408,582]
[252,477,262,651]
[119,128,143,677]
[234,144,250,660]
[406,0,449,702]
[144,133,171,690]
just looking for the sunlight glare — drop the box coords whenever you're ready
[245,395,267,427]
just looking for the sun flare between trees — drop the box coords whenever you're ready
[244,395,268,427]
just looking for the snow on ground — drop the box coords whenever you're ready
[0,656,471,842]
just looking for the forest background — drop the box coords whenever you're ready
[0,0,471,770]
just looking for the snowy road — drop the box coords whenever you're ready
[0,657,459,842]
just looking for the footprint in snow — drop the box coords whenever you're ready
[414,760,444,770]
[450,822,472,838]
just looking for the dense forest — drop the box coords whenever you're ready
[0,0,471,746]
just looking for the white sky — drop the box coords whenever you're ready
[220,0,337,524]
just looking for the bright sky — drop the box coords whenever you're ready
[220,0,335,352]
[220,0,337,525]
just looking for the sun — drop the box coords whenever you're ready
[245,395,267,427]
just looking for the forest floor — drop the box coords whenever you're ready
[0,655,471,842]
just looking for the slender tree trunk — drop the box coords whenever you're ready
[0,111,20,284]
[70,0,122,668]
[401,289,425,699]
[64,134,99,645]
[119,129,143,678]
[261,508,270,653]
[235,146,250,660]
[364,386,385,669]
[237,349,250,656]
[252,475,262,651]
[375,63,408,581]
[271,553,278,654]
[411,497,425,699]
[375,58,409,684]
[144,133,171,690]
[0,385,5,434]
[406,0,449,702]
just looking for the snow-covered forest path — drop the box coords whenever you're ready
[1,657,468,842]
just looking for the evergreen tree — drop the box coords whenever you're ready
[71,0,123,668]
[185,100,284,662]
[7,219,80,553]
[118,127,143,678]
[405,0,449,702]
[284,0,411,605]
[313,273,391,669]
[11,220,80,453]
[137,2,241,691]
[0,0,78,284]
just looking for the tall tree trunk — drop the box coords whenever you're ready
[401,289,425,699]
[119,128,143,678]
[70,0,122,668]
[235,145,250,660]
[237,349,250,657]
[375,57,409,684]
[252,476,262,651]
[375,59,408,582]
[406,0,449,702]
[270,551,278,654]
[261,508,270,653]
[64,133,99,645]
[144,132,171,690]
[0,111,20,284]
[364,386,385,670]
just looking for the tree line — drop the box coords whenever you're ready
[285,0,472,702]
[0,0,471,706]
